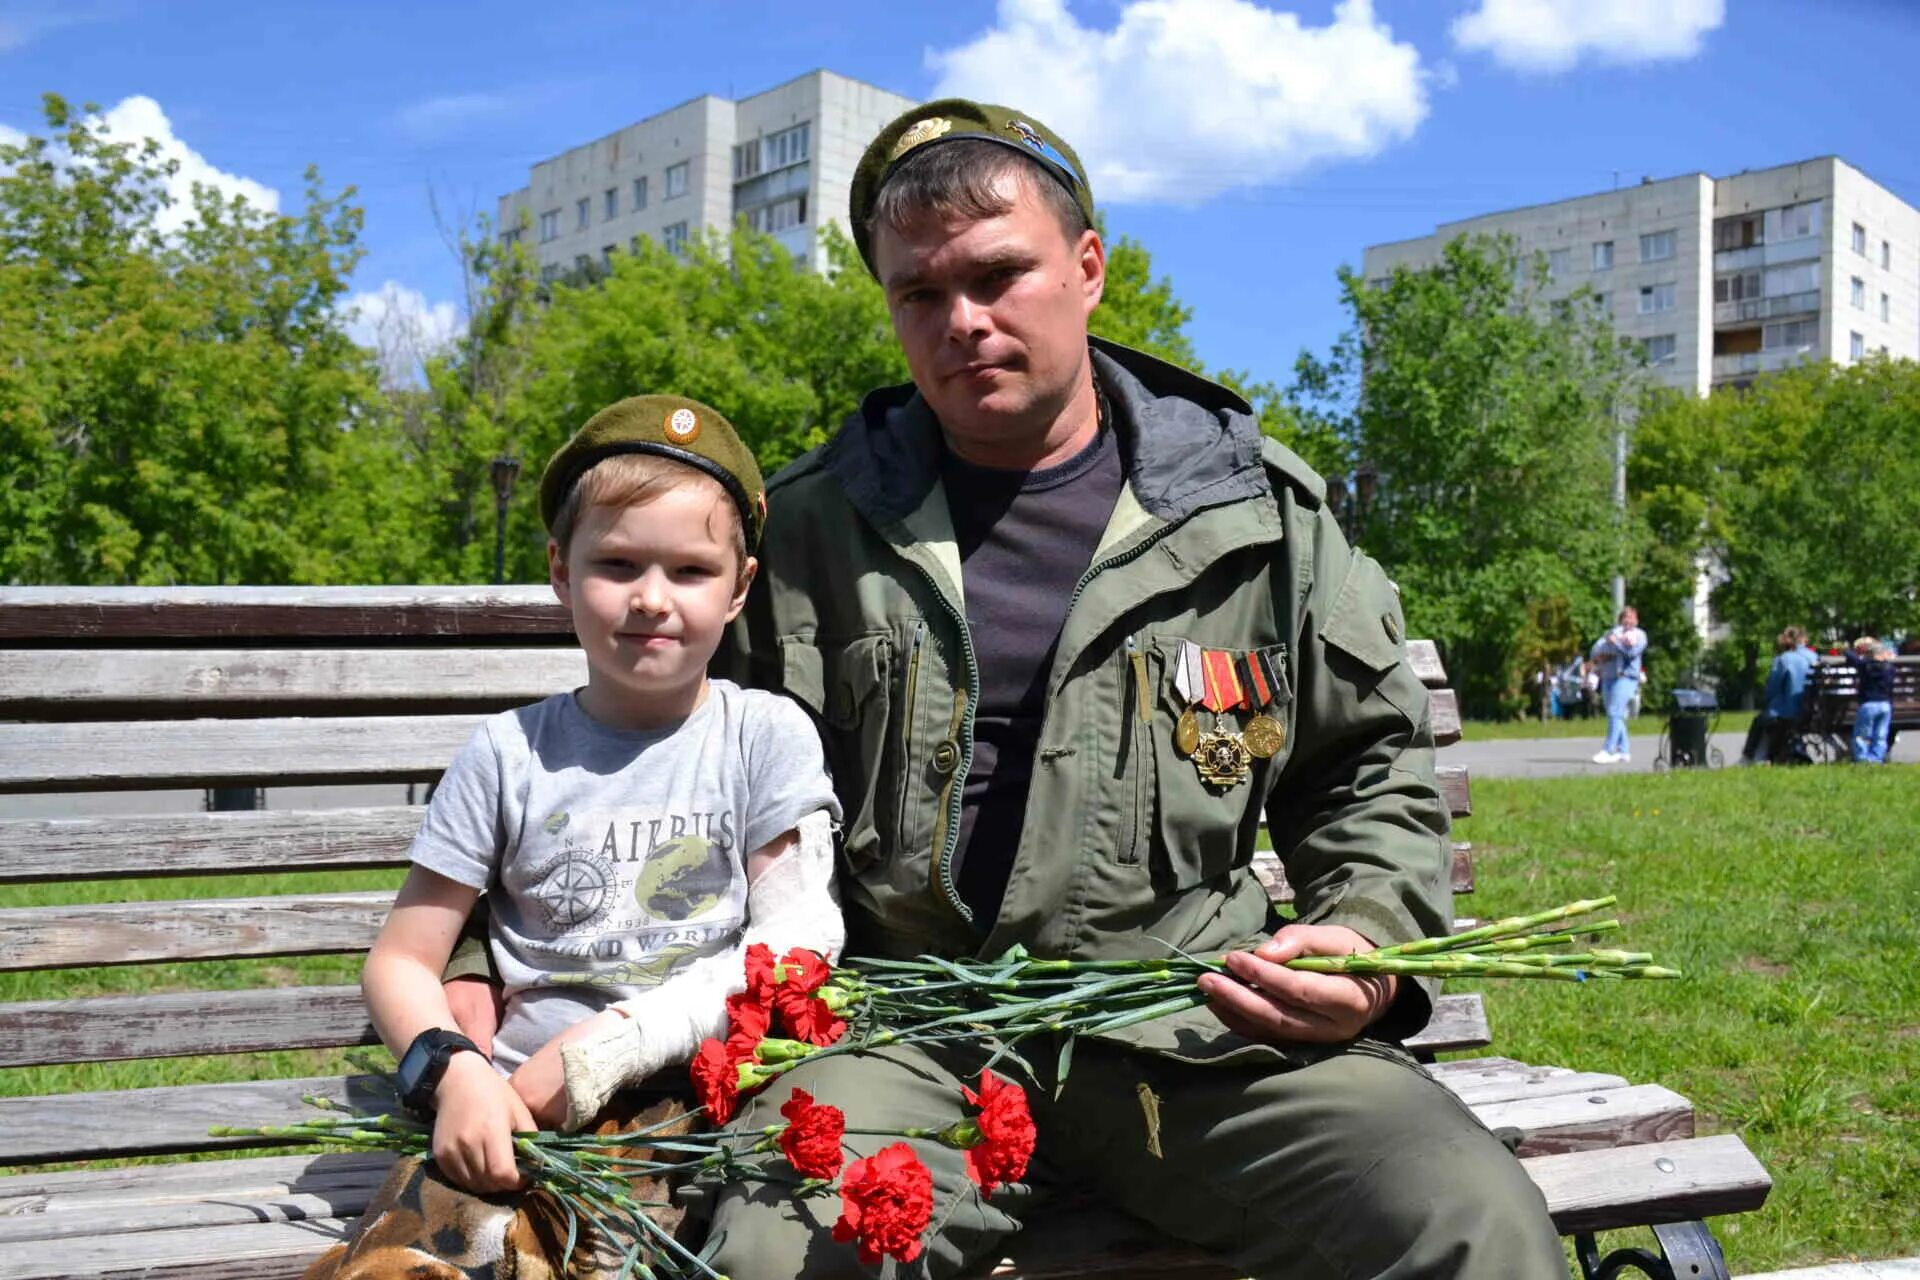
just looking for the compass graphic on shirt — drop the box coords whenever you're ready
[528,842,616,931]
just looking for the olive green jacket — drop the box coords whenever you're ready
[715,340,1454,1062]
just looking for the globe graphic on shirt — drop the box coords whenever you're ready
[632,834,732,921]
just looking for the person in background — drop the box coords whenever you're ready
[1845,636,1896,764]
[1589,606,1648,765]
[1740,626,1817,764]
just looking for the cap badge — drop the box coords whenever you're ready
[1008,119,1045,150]
[889,116,952,162]
[664,407,700,443]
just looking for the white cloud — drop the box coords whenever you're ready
[345,281,463,388]
[1451,0,1725,73]
[927,0,1428,204]
[393,92,519,142]
[90,96,280,233]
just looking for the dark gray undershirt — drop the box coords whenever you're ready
[940,421,1125,927]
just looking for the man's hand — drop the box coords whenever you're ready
[444,975,504,1059]
[430,1051,534,1192]
[1197,923,1398,1045]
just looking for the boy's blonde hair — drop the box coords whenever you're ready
[550,453,748,580]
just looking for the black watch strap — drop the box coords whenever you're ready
[397,1028,481,1113]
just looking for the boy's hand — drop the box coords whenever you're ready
[444,976,504,1058]
[511,1009,624,1131]
[1198,924,1397,1045]
[431,1051,534,1192]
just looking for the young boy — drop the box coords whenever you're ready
[362,395,843,1195]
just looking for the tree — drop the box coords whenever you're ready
[1290,235,1643,716]
[0,94,426,585]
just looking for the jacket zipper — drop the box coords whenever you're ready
[1121,633,1151,865]
[904,561,981,924]
[894,621,925,848]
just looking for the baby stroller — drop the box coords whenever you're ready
[1655,688,1722,770]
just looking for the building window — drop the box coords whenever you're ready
[1644,334,1677,366]
[1640,230,1676,262]
[662,220,689,255]
[498,228,521,247]
[1593,292,1610,313]
[605,188,618,221]
[574,253,591,272]
[1763,262,1818,297]
[1850,331,1866,360]
[1851,276,1866,309]
[1851,222,1866,254]
[1881,239,1892,270]
[733,139,758,181]
[1547,248,1570,278]
[602,245,617,269]
[1881,292,1891,323]
[1592,241,1613,270]
[632,176,648,211]
[1714,215,1762,251]
[1638,282,1676,314]
[539,263,562,284]
[733,121,811,184]
[538,210,560,243]
[665,162,690,199]
[746,194,807,235]
[1763,202,1819,244]
[1763,318,1817,351]
[575,197,590,231]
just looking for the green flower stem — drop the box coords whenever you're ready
[1370,897,1618,957]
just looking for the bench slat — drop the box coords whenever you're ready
[1437,765,1470,817]
[0,648,582,717]
[0,807,424,884]
[0,892,396,972]
[0,585,569,642]
[1429,688,1461,747]
[0,1215,357,1280]
[0,715,484,793]
[1438,1069,1629,1106]
[0,986,375,1068]
[1478,1084,1694,1157]
[1406,639,1444,687]
[1253,843,1473,905]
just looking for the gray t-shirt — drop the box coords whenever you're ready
[408,681,839,1071]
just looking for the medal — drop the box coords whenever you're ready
[1242,713,1284,758]
[1175,706,1200,755]
[1172,642,1204,757]
[1193,725,1252,789]
[1237,648,1286,760]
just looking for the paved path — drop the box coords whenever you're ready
[1452,729,1917,780]
[1743,1261,1920,1279]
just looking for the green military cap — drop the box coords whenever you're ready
[540,394,767,548]
[849,98,1095,273]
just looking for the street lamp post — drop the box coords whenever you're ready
[489,453,522,585]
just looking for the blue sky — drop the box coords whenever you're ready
[5,0,1918,390]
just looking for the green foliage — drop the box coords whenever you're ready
[1634,358,1920,667]
[1292,235,1642,716]
[0,94,426,585]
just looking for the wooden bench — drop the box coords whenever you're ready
[0,586,1770,1280]
[1788,655,1920,762]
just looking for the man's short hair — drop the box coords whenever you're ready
[867,138,1092,259]
[550,453,748,582]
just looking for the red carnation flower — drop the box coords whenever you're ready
[772,947,846,1046]
[832,1143,934,1266]
[724,987,771,1060]
[777,947,832,993]
[689,1037,740,1124]
[743,942,778,999]
[777,1088,846,1180]
[958,1070,1037,1196]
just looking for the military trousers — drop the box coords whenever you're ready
[689,1036,1568,1280]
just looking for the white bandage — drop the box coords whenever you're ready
[558,809,843,1130]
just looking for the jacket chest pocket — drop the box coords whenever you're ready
[780,633,893,868]
[1143,636,1293,892]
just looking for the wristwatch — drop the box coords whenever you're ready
[396,1028,482,1113]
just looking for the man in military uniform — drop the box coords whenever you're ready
[687,99,1569,1277]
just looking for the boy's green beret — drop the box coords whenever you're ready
[540,395,767,548]
[849,98,1095,274]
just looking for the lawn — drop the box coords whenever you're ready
[1453,764,1918,1272]
[4,768,1914,1274]
[1464,708,1756,741]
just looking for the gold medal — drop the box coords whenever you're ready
[1193,728,1252,789]
[1242,713,1284,759]
[1175,706,1200,756]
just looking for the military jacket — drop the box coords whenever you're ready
[717,340,1453,1061]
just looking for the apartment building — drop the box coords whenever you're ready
[1362,156,1920,394]
[497,70,916,280]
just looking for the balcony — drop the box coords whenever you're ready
[1712,348,1815,380]
[1713,240,1820,273]
[1713,290,1822,326]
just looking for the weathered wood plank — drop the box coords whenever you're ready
[0,586,570,642]
[0,807,423,884]
[1477,1084,1694,1157]
[1407,639,1445,687]
[1437,765,1471,817]
[1253,842,1473,905]
[0,714,483,793]
[0,1074,400,1165]
[0,986,375,1069]
[0,1216,356,1280]
[0,648,582,718]
[0,892,395,972]
[1429,687,1462,747]
[1403,992,1488,1056]
[1439,1069,1630,1107]
[0,1149,394,1213]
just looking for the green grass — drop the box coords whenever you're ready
[1463,709,1756,741]
[1453,765,1919,1272]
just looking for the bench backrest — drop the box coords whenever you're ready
[0,586,1470,1164]
[1802,655,1920,729]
